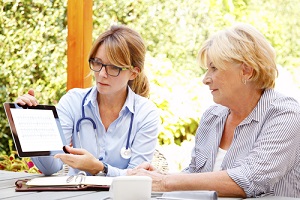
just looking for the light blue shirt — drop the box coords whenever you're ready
[183,89,300,198]
[32,86,160,177]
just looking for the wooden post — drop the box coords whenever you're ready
[67,0,93,90]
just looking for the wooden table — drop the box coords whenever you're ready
[1,170,299,200]
[0,170,111,200]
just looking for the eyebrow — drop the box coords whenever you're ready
[94,57,114,66]
[94,57,103,62]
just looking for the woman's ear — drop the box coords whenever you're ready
[242,63,253,80]
[130,66,140,80]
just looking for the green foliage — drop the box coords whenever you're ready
[91,0,300,143]
[146,55,203,145]
[0,0,67,154]
[0,151,41,173]
[93,0,210,75]
[208,0,300,68]
[1,0,300,157]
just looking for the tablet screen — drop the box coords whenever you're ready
[3,103,67,157]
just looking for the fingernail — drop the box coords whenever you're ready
[63,146,70,154]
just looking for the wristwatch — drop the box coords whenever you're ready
[102,162,108,175]
[95,162,108,176]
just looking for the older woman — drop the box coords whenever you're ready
[128,23,300,198]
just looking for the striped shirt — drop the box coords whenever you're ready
[184,89,300,198]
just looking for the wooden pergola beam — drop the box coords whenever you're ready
[67,0,93,90]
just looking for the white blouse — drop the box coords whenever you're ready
[213,147,227,171]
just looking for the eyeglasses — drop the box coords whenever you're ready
[88,58,130,77]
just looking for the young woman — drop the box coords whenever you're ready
[16,25,160,177]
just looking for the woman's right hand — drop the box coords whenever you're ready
[15,89,39,106]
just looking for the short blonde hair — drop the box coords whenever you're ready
[89,25,149,97]
[198,23,278,89]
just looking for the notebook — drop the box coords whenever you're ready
[15,172,113,191]
[3,103,67,157]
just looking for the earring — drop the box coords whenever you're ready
[243,79,247,85]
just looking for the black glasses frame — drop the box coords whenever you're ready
[88,58,129,77]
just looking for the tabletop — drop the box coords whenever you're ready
[1,170,299,200]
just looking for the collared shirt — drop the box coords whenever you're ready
[32,86,160,177]
[183,89,300,198]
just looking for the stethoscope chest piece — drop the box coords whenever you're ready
[120,147,132,159]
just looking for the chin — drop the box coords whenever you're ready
[96,86,108,94]
[212,98,221,105]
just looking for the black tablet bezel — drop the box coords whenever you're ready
[3,103,67,157]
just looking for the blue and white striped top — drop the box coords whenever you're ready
[184,89,300,198]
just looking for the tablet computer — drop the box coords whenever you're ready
[3,103,67,157]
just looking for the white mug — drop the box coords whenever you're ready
[109,176,152,200]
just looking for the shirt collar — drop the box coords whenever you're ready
[83,86,98,107]
[245,88,274,123]
[210,89,275,124]
[122,86,135,114]
[83,86,135,114]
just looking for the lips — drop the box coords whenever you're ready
[98,82,109,86]
[210,89,217,93]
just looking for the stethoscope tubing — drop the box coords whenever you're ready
[75,88,133,159]
[126,113,134,150]
[76,89,96,133]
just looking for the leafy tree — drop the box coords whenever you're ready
[0,0,67,154]
[1,0,300,155]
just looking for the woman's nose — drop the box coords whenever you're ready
[203,76,212,85]
[98,66,108,77]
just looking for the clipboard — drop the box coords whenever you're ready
[3,102,67,157]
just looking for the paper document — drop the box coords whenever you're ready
[26,175,113,187]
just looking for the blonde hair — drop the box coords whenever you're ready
[89,25,149,97]
[198,23,278,89]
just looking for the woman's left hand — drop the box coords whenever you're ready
[54,145,101,174]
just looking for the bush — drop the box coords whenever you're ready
[146,55,205,145]
[1,0,300,158]
[0,151,41,173]
[0,0,67,154]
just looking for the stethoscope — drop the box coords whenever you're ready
[75,88,133,159]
